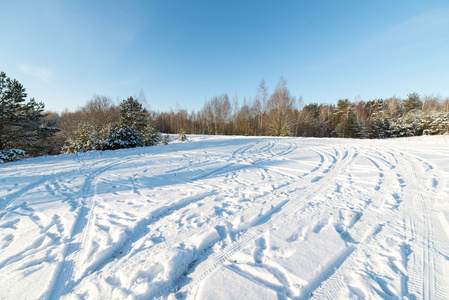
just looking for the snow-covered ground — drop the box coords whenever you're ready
[1,135,448,299]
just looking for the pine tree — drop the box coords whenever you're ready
[141,124,161,146]
[366,118,390,139]
[102,122,143,150]
[61,123,103,153]
[403,92,422,113]
[0,71,58,162]
[61,121,144,153]
[120,96,148,133]
[332,100,363,138]
[178,129,187,142]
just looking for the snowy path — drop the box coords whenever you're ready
[0,136,448,299]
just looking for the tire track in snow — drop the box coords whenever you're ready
[61,142,354,298]
[0,176,49,211]
[391,150,446,299]
[45,158,134,300]
[163,146,359,298]
[312,147,447,299]
[63,141,266,296]
[183,141,258,182]
[221,145,331,199]
[217,147,404,299]
[263,147,329,181]
[309,148,408,299]
[0,170,76,211]
[70,191,219,290]
[82,142,333,299]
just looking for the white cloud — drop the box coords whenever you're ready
[18,64,54,82]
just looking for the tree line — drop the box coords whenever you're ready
[1,71,449,162]
[152,78,449,139]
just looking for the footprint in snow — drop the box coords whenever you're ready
[254,237,267,264]
[313,219,329,234]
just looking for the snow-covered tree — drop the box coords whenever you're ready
[61,123,103,153]
[178,129,187,142]
[365,118,391,139]
[403,92,422,113]
[101,122,143,150]
[389,111,449,137]
[61,122,144,153]
[141,124,161,146]
[0,71,59,162]
[120,96,149,133]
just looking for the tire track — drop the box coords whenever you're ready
[0,169,77,211]
[60,141,274,296]
[59,141,261,295]
[391,150,445,299]
[75,143,340,299]
[312,147,446,299]
[164,147,359,298]
[45,158,134,300]
[309,148,407,299]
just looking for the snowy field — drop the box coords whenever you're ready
[1,135,449,299]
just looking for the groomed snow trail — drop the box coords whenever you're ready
[0,136,448,299]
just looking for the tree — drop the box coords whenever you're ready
[82,95,120,127]
[364,118,390,139]
[58,95,119,145]
[141,124,161,146]
[403,92,422,113]
[384,97,402,119]
[255,79,268,135]
[178,129,187,141]
[444,98,449,112]
[297,103,322,137]
[422,95,442,112]
[61,121,144,153]
[211,94,231,134]
[266,77,295,136]
[0,71,58,162]
[120,96,149,133]
[61,123,103,154]
[102,122,143,150]
[332,99,363,138]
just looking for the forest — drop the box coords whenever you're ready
[1,71,449,162]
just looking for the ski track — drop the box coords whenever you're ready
[1,136,448,299]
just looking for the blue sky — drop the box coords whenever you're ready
[1,0,449,113]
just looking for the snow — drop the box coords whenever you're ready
[1,135,448,299]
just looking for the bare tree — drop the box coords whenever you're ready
[294,96,302,136]
[384,97,402,119]
[266,77,295,136]
[422,95,442,111]
[255,79,268,135]
[444,98,449,112]
[211,94,231,134]
[81,95,120,127]
[58,95,120,141]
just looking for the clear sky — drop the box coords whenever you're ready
[1,0,449,113]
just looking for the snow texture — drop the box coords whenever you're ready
[0,135,448,299]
